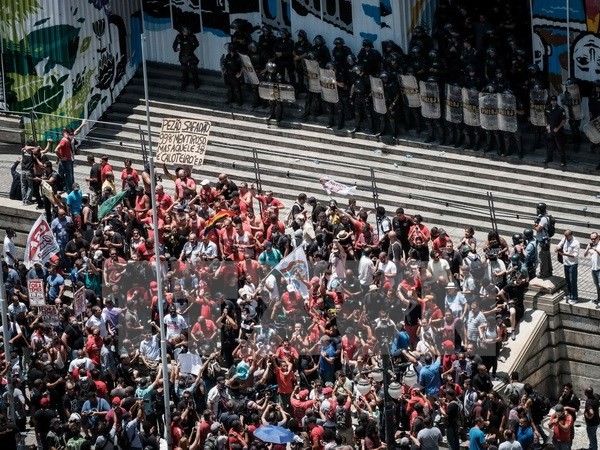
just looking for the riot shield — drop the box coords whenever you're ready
[561,83,582,121]
[319,68,339,104]
[258,82,296,102]
[529,88,548,126]
[462,88,480,127]
[445,84,463,124]
[479,93,499,131]
[304,59,321,94]
[370,76,387,115]
[419,81,441,119]
[498,93,517,132]
[399,75,420,108]
[240,54,260,86]
[583,117,600,144]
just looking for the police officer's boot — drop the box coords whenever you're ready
[351,110,364,133]
[463,130,473,150]
[496,132,505,156]
[181,67,190,90]
[300,95,312,119]
[503,134,512,157]
[267,102,276,121]
[474,131,483,151]
[438,121,448,145]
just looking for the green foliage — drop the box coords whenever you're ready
[0,0,42,40]
[80,36,92,54]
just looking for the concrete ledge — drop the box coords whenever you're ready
[525,276,566,315]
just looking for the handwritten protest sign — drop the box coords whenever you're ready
[28,279,46,307]
[157,118,211,167]
[40,305,60,326]
[73,287,86,317]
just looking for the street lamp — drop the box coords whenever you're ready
[388,382,402,400]
[356,378,372,396]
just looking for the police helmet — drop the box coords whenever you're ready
[516,49,526,58]
[486,47,497,57]
[485,84,496,93]
[565,77,577,86]
[362,39,373,48]
[297,30,307,40]
[536,202,547,214]
[279,29,290,38]
[428,49,439,59]
[495,68,504,77]
[414,25,425,35]
[346,54,356,64]
[333,37,345,46]
[181,27,190,34]
[503,89,513,96]
[427,75,438,83]
[532,82,543,90]
[380,71,390,82]
[511,253,522,263]
[512,233,523,245]
[266,62,276,72]
[313,35,325,46]
[230,19,241,31]
[248,41,258,51]
[352,64,364,74]
[410,46,422,56]
[325,62,336,70]
[523,228,534,240]
[527,64,540,74]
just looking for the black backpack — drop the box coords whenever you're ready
[529,392,551,421]
[545,215,556,237]
[204,434,218,450]
[469,255,486,280]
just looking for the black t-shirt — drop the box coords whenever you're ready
[64,323,85,350]
[89,163,102,192]
[392,216,413,242]
[585,396,600,426]
[0,422,19,450]
[33,408,57,437]
[64,239,90,258]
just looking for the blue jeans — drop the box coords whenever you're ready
[564,264,578,299]
[587,424,598,450]
[592,270,600,303]
[552,440,571,450]
[58,160,74,192]
[21,171,33,202]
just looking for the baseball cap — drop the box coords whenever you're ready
[40,397,50,407]
[550,95,558,101]
[69,413,82,423]
[200,179,210,186]
[112,396,121,405]
[322,387,333,395]
[210,422,221,433]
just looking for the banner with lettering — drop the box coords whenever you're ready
[28,279,46,307]
[157,118,211,167]
[24,214,60,268]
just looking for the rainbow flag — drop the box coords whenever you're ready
[203,210,235,236]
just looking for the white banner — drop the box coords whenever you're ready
[320,177,357,196]
[24,214,60,268]
[272,246,310,299]
[73,287,86,317]
[157,118,211,167]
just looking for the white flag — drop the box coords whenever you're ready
[320,177,357,196]
[272,246,310,299]
[24,214,60,268]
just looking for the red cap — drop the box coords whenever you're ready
[322,387,333,395]
[298,390,309,400]
[112,396,121,405]
[150,281,158,291]
[442,340,454,347]
[40,397,50,406]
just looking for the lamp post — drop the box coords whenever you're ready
[381,339,397,446]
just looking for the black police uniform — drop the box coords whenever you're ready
[462,73,482,150]
[293,37,310,93]
[350,71,372,133]
[589,85,600,153]
[248,47,268,108]
[357,47,382,77]
[544,100,567,165]
[562,83,582,152]
[274,35,295,84]
[266,70,284,123]
[326,69,350,130]
[221,50,244,106]
[376,77,401,139]
[332,43,352,74]
[258,29,276,60]
[173,31,200,89]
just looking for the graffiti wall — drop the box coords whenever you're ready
[532,0,599,95]
[0,0,141,141]
[142,0,439,71]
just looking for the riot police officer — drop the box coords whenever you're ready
[258,26,276,60]
[266,62,284,124]
[492,69,510,93]
[481,83,502,154]
[300,52,321,120]
[409,25,434,55]
[544,95,567,166]
[247,41,267,109]
[529,82,548,152]
[422,75,446,144]
[357,39,382,77]
[349,65,372,134]
[173,27,200,90]
[293,30,310,93]
[407,46,426,81]
[562,78,582,152]
[460,39,478,75]
[332,37,352,74]
[324,62,350,130]
[375,71,400,140]
[500,89,523,158]
[462,65,482,150]
[230,19,253,54]
[274,29,295,84]
[426,49,447,84]
[312,35,331,68]
[484,48,503,82]
[221,43,244,106]
[382,40,406,67]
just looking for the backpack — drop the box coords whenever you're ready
[117,423,133,450]
[204,434,218,450]
[335,404,349,430]
[545,215,556,237]
[469,255,486,280]
[529,392,551,421]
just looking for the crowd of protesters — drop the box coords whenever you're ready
[1,143,600,450]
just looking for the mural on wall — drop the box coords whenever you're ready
[0,0,140,141]
[532,0,599,93]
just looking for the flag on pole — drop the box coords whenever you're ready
[272,246,310,298]
[319,177,357,196]
[98,190,129,220]
[24,214,60,268]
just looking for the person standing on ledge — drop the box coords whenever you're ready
[544,95,566,167]
[173,27,200,91]
[556,230,579,303]
[584,232,600,308]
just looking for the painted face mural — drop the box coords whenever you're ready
[572,32,600,81]
[532,31,548,72]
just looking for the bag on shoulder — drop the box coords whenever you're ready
[529,392,551,421]
[204,434,218,450]
[545,215,556,238]
[469,255,486,280]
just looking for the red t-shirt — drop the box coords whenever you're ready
[56,137,73,161]
[309,425,325,450]
[275,366,296,394]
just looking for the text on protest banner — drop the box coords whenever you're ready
[157,118,211,167]
[28,279,46,307]
[73,287,86,317]
[40,305,60,326]
[24,214,60,268]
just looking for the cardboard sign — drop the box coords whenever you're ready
[157,118,211,167]
[40,305,60,326]
[73,287,86,317]
[27,279,46,307]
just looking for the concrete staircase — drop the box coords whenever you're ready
[0,113,24,148]
[73,62,600,242]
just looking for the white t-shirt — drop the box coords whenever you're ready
[3,236,16,266]
[428,258,450,282]
[164,314,188,339]
[358,255,375,286]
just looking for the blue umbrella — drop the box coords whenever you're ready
[253,425,296,444]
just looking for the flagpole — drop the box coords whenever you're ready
[140,2,172,444]
[0,273,15,424]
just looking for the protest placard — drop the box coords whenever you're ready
[40,305,60,326]
[28,279,46,307]
[73,287,86,317]
[156,118,211,167]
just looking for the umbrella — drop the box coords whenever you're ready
[253,425,296,444]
